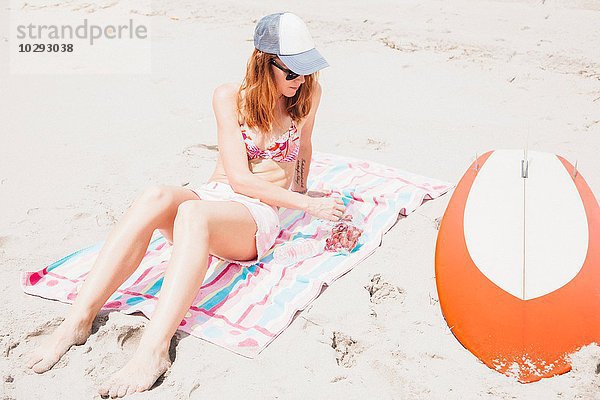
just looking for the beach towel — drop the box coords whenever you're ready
[20,151,453,358]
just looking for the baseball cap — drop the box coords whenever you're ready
[254,12,329,75]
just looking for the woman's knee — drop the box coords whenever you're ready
[174,201,210,232]
[133,185,175,211]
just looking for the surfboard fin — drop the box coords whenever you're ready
[573,160,578,179]
[521,147,529,178]
[521,159,529,178]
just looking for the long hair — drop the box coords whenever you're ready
[237,49,319,135]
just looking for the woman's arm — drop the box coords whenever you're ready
[290,83,321,194]
[213,81,343,220]
[212,83,310,211]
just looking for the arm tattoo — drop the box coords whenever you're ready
[294,158,307,191]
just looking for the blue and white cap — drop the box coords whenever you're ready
[254,12,329,75]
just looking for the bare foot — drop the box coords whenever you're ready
[26,317,92,373]
[98,343,171,398]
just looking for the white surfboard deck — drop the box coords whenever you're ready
[463,150,588,300]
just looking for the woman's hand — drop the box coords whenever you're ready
[305,196,346,221]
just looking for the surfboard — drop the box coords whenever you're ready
[435,149,600,383]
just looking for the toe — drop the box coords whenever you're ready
[98,382,110,397]
[32,354,59,374]
[117,384,128,398]
[125,385,136,396]
[109,383,121,399]
[26,353,43,369]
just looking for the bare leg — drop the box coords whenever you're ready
[98,200,259,398]
[26,186,198,374]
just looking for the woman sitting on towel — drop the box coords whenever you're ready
[26,12,345,398]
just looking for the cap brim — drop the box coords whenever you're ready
[279,48,329,75]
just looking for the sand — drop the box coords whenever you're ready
[1,0,599,398]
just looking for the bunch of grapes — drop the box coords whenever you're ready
[324,215,363,253]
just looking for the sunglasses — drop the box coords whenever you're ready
[270,59,301,81]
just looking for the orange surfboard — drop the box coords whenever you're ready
[435,149,600,383]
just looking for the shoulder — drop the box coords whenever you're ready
[212,82,244,124]
[213,82,241,101]
[307,81,323,114]
[311,81,322,104]
[314,81,322,96]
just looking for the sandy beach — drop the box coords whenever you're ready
[1,0,599,398]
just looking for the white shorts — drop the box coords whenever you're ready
[187,181,281,266]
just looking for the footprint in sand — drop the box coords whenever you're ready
[91,318,159,354]
[23,317,65,342]
[91,322,146,351]
[331,331,363,368]
[364,274,405,305]
[83,321,146,380]
[116,324,145,350]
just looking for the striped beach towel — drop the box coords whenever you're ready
[20,151,453,358]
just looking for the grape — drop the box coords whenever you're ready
[324,216,363,253]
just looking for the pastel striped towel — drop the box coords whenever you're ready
[21,151,453,358]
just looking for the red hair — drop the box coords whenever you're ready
[237,49,319,134]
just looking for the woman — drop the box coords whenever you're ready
[26,12,345,398]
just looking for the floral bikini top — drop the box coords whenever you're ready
[241,120,300,163]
